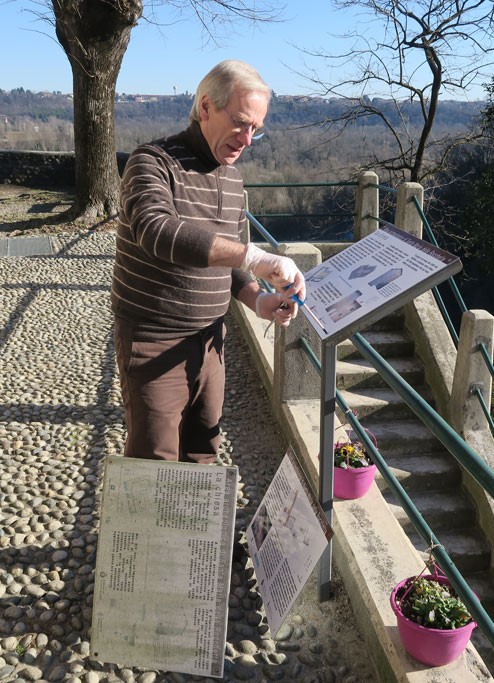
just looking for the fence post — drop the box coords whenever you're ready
[354,171,379,240]
[451,310,494,434]
[242,190,251,244]
[272,243,322,414]
[395,182,424,237]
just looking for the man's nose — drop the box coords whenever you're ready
[238,128,253,146]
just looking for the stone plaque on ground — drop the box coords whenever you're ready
[91,456,238,678]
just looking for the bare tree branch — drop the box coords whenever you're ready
[296,0,493,184]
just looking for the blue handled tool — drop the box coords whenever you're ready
[283,285,327,334]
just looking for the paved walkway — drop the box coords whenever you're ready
[0,231,377,683]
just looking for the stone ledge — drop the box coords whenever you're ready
[231,298,493,683]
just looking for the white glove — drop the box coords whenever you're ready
[255,292,297,326]
[241,244,305,298]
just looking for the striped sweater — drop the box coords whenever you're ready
[111,121,253,339]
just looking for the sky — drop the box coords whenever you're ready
[0,0,489,100]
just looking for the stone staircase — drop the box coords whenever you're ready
[335,308,494,672]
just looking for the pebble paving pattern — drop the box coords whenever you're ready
[0,232,378,683]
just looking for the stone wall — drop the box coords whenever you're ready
[0,150,129,187]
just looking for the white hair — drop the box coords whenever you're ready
[189,60,271,123]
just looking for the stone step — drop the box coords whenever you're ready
[384,488,477,532]
[407,527,491,576]
[355,418,445,455]
[337,330,415,361]
[361,308,406,332]
[466,570,494,614]
[336,357,424,390]
[407,527,491,575]
[440,529,492,575]
[375,452,462,492]
[337,386,433,421]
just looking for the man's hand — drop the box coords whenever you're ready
[241,244,306,301]
[255,292,298,327]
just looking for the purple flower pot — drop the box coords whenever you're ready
[333,463,377,500]
[390,575,477,666]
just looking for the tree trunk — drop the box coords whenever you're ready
[52,0,142,221]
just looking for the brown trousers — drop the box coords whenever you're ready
[114,317,226,463]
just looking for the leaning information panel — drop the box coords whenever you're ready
[91,457,238,679]
[246,448,333,636]
[302,225,462,343]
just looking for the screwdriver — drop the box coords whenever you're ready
[264,285,327,337]
[283,284,328,334]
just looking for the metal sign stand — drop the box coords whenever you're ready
[318,341,337,602]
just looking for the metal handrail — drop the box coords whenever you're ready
[479,342,494,378]
[299,335,494,646]
[352,332,494,495]
[245,182,357,240]
[246,211,280,250]
[410,195,493,418]
[247,191,494,647]
[245,181,358,188]
[474,387,494,437]
[369,183,398,194]
[250,212,352,219]
[412,195,468,317]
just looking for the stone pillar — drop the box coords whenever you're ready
[395,182,423,237]
[354,171,379,241]
[451,309,494,434]
[272,243,322,413]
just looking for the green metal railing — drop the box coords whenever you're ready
[299,334,494,647]
[412,195,468,323]
[410,195,494,434]
[248,182,494,431]
[245,186,494,649]
[365,184,493,428]
[245,181,357,232]
[245,182,357,188]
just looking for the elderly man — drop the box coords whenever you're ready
[111,59,305,463]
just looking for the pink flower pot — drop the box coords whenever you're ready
[333,463,377,500]
[390,575,477,666]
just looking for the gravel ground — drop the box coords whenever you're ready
[0,187,378,682]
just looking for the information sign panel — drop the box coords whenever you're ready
[246,448,333,636]
[301,225,462,343]
[91,457,238,679]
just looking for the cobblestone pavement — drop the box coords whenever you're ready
[0,231,378,683]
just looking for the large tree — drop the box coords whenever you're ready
[47,0,279,221]
[300,0,494,185]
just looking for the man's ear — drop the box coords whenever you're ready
[199,95,210,120]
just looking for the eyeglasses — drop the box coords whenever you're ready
[223,109,265,140]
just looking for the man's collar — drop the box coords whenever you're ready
[181,120,220,169]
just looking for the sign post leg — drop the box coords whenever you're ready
[318,341,337,602]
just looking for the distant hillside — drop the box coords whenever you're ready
[0,88,484,131]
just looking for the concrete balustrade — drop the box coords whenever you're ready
[452,310,494,434]
[451,310,494,568]
[395,182,424,237]
[354,170,379,240]
[233,170,494,681]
